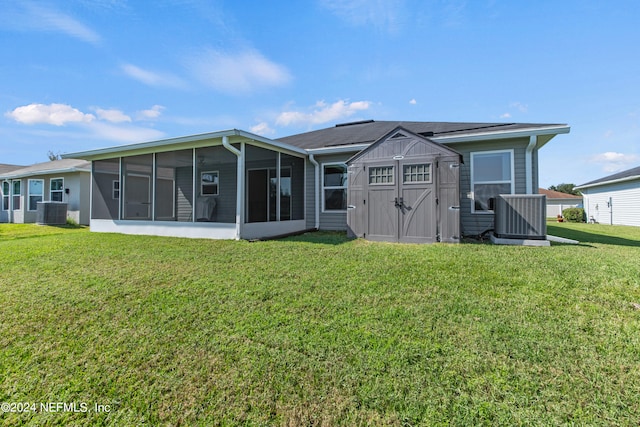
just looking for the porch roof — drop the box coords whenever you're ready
[62,128,307,161]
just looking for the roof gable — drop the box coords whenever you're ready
[347,126,462,164]
[0,159,91,179]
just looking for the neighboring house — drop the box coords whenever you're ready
[538,188,582,218]
[0,159,91,225]
[63,120,570,241]
[575,165,640,226]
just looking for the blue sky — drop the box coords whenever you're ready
[1,0,639,188]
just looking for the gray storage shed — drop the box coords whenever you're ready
[346,127,462,243]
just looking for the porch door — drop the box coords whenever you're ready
[365,158,438,243]
[247,169,268,222]
[124,174,151,220]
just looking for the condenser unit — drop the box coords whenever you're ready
[36,202,68,225]
[494,194,546,240]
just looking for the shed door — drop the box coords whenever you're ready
[366,162,398,242]
[364,159,438,243]
[398,160,437,243]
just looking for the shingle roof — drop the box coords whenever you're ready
[277,120,568,150]
[0,159,91,179]
[0,164,24,175]
[538,188,582,199]
[576,165,640,189]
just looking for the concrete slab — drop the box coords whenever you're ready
[490,234,551,246]
[547,235,580,244]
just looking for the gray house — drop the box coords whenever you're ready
[0,159,91,225]
[575,165,640,227]
[63,120,569,241]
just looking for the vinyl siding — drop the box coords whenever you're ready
[445,137,531,237]
[582,179,640,226]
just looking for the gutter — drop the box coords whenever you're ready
[308,154,320,230]
[221,135,243,240]
[575,174,640,190]
[525,135,536,194]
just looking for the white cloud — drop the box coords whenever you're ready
[186,48,291,94]
[589,151,640,173]
[121,64,186,89]
[136,105,165,121]
[319,0,405,33]
[500,112,511,119]
[6,103,95,126]
[276,100,371,127]
[95,108,131,123]
[409,99,417,105]
[5,102,165,144]
[509,101,528,113]
[250,122,275,136]
[0,3,102,44]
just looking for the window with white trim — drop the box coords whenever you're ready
[12,180,21,210]
[403,163,431,183]
[50,178,64,202]
[28,179,44,211]
[471,150,514,213]
[2,181,9,211]
[201,171,219,196]
[369,166,394,184]
[322,163,347,211]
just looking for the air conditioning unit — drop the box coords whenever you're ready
[494,194,546,240]
[36,202,68,225]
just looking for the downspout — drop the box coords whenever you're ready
[308,154,320,230]
[525,135,537,194]
[222,134,243,240]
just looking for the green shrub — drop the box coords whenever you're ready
[562,207,585,223]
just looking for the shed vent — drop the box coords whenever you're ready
[36,202,68,225]
[494,194,546,239]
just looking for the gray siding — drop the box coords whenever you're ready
[312,152,359,231]
[450,137,531,237]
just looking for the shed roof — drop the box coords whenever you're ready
[538,188,582,199]
[278,120,569,150]
[575,165,640,189]
[0,159,91,180]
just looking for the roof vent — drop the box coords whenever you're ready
[419,131,435,137]
[391,132,408,139]
[335,120,375,127]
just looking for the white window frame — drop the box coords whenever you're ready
[369,165,395,185]
[28,179,44,211]
[50,177,64,202]
[470,149,515,214]
[1,180,9,211]
[112,180,120,200]
[321,162,348,213]
[12,180,21,211]
[200,171,219,196]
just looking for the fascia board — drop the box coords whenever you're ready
[431,125,571,144]
[62,129,307,160]
[575,175,640,190]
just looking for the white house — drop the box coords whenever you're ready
[575,165,640,226]
[538,188,582,218]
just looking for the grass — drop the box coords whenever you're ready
[1,222,639,426]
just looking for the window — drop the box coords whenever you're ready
[323,163,347,211]
[50,178,64,202]
[201,171,219,196]
[112,181,120,200]
[403,163,431,183]
[12,180,21,210]
[369,166,394,184]
[28,179,44,211]
[471,150,514,213]
[2,181,8,211]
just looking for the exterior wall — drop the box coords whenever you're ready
[582,180,640,226]
[450,137,531,237]
[308,152,359,231]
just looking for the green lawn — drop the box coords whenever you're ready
[1,223,639,426]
